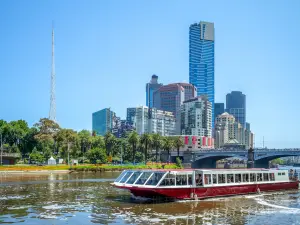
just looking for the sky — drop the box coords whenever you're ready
[0,0,299,148]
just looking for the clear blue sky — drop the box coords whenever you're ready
[0,0,299,148]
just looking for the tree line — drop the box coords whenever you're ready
[0,118,184,164]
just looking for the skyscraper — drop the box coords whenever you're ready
[214,103,225,122]
[153,83,185,133]
[146,75,163,108]
[189,21,215,128]
[226,91,246,127]
[92,108,115,136]
[181,95,212,137]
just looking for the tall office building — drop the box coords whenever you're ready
[181,96,212,137]
[153,83,184,133]
[146,75,163,108]
[214,103,225,122]
[153,83,196,133]
[189,21,215,128]
[92,108,115,136]
[226,91,246,127]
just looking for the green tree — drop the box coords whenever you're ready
[34,118,60,142]
[173,136,184,157]
[91,135,105,149]
[271,158,284,165]
[87,148,107,164]
[29,147,44,164]
[78,130,92,154]
[128,131,139,163]
[55,129,79,161]
[152,133,162,162]
[104,132,116,156]
[140,133,152,163]
[162,137,174,163]
[23,127,38,156]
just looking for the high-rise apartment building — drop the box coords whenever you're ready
[92,108,115,136]
[189,21,215,128]
[214,112,235,148]
[226,91,246,127]
[215,112,254,149]
[126,106,176,136]
[148,108,176,136]
[181,96,212,137]
[146,75,163,108]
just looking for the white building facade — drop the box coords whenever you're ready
[215,112,254,149]
[180,96,212,137]
[131,106,176,136]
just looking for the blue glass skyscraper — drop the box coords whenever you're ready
[146,75,163,108]
[189,21,215,128]
[226,91,246,128]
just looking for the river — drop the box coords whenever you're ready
[0,172,300,225]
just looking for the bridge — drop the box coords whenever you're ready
[162,148,300,169]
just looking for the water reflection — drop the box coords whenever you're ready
[0,172,300,224]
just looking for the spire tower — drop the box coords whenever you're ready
[49,25,56,122]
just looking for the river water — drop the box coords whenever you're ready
[0,172,300,225]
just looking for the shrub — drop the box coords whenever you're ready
[176,157,183,169]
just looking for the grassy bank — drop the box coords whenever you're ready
[0,165,70,171]
[0,163,180,172]
[69,164,179,172]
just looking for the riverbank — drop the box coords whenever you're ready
[0,163,179,174]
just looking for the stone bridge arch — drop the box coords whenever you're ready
[254,152,300,168]
[191,152,248,168]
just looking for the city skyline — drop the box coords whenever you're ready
[1,0,300,148]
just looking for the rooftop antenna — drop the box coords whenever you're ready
[49,21,56,122]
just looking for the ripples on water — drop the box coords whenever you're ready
[0,172,300,224]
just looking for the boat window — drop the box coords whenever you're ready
[278,173,281,176]
[204,174,212,185]
[195,174,203,186]
[145,172,165,186]
[243,173,249,182]
[135,172,152,185]
[160,173,175,186]
[235,174,241,183]
[212,174,217,184]
[119,171,133,183]
[257,173,262,182]
[188,174,193,185]
[227,174,234,183]
[176,174,188,186]
[250,173,256,182]
[115,171,127,183]
[218,174,226,184]
[263,173,269,181]
[282,172,285,175]
[126,171,142,184]
[269,173,275,181]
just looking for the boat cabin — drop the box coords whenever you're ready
[113,169,292,188]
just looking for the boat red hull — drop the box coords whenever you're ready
[116,181,299,200]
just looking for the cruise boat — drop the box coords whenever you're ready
[111,169,299,200]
